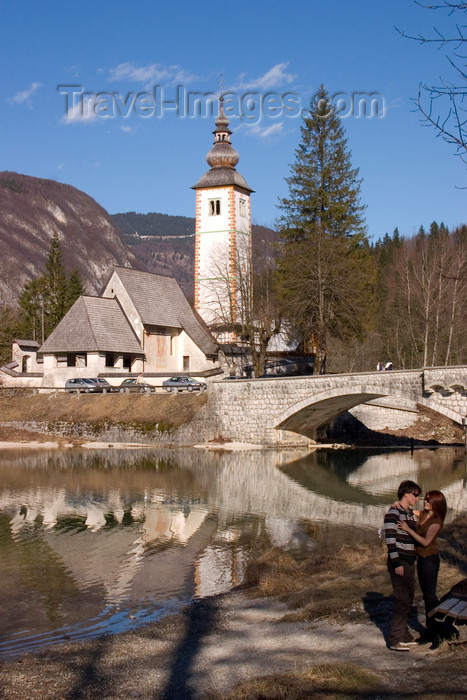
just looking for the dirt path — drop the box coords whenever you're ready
[0,589,465,699]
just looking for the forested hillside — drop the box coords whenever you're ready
[317,223,466,372]
[113,212,194,238]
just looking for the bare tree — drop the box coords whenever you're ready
[444,226,467,363]
[381,224,467,367]
[202,241,280,377]
[397,2,467,162]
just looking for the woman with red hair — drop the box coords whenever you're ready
[401,490,458,647]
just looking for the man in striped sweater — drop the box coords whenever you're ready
[384,479,421,651]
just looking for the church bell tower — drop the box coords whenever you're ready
[192,97,254,340]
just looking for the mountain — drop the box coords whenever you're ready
[0,172,143,306]
[113,211,195,238]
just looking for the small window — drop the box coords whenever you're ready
[105,352,115,368]
[239,198,246,217]
[209,199,221,216]
[67,353,76,367]
[183,356,190,371]
[76,354,87,368]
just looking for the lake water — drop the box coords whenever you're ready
[0,445,465,659]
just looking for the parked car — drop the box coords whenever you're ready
[162,377,207,392]
[65,378,102,393]
[118,378,156,393]
[88,378,114,392]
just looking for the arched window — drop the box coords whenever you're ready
[209,199,221,216]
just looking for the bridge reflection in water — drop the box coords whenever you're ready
[0,446,465,657]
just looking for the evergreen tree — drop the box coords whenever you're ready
[275,85,374,366]
[16,232,86,344]
[44,232,68,330]
[0,305,21,365]
[278,85,366,239]
[65,268,85,313]
[17,276,48,342]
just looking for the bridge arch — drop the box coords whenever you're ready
[414,397,465,425]
[275,383,464,438]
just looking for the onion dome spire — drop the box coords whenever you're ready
[206,96,239,169]
[192,95,253,192]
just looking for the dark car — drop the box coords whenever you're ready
[89,378,114,392]
[162,377,207,392]
[118,378,156,393]
[65,378,102,393]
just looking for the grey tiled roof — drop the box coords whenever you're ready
[14,339,40,349]
[112,268,218,356]
[192,166,253,192]
[39,296,144,354]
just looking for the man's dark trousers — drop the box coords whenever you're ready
[387,559,415,646]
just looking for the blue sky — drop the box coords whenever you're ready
[1,0,465,240]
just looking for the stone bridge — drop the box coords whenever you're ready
[197,366,467,446]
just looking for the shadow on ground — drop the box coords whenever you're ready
[160,597,218,699]
[363,591,423,646]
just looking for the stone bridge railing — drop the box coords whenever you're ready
[184,366,467,446]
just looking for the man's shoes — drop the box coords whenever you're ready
[402,638,418,647]
[389,642,411,651]
[417,635,432,646]
[429,635,441,650]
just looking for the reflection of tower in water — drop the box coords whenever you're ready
[194,526,245,598]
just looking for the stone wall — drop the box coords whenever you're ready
[349,397,419,431]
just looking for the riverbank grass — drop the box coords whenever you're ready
[222,662,384,699]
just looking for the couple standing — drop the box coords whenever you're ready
[383,480,458,651]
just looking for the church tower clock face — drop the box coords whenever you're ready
[192,96,254,342]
